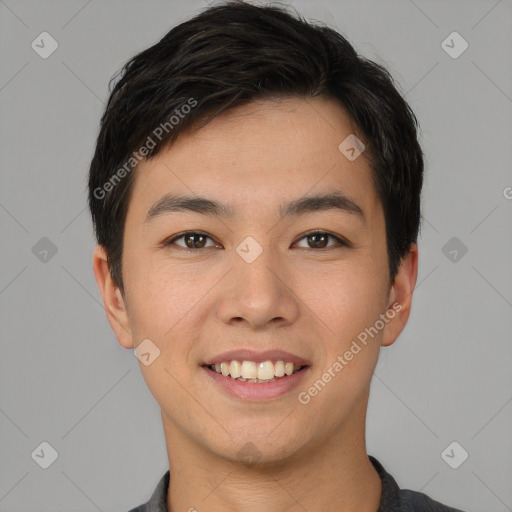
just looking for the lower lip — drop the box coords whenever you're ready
[201,366,310,401]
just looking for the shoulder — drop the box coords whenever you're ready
[125,470,170,512]
[396,488,467,511]
[369,456,467,512]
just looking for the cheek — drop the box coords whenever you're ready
[127,275,193,342]
[298,261,386,339]
[123,253,222,361]
[305,273,384,403]
[298,267,387,398]
[123,245,181,320]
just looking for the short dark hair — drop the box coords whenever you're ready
[88,0,423,294]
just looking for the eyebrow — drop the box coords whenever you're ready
[145,191,365,224]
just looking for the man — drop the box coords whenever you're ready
[88,1,466,510]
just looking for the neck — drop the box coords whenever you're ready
[162,397,382,512]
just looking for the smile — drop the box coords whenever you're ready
[207,360,305,382]
[202,361,310,401]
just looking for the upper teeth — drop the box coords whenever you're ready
[211,360,300,380]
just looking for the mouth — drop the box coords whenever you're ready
[202,361,308,383]
[200,354,311,401]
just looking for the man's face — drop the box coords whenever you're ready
[103,96,405,463]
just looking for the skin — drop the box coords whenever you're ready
[93,96,418,512]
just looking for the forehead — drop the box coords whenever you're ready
[127,96,380,223]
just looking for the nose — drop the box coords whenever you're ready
[216,243,300,330]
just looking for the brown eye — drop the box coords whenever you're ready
[294,231,348,249]
[164,230,348,252]
[165,231,218,250]
[307,232,329,248]
[184,233,207,249]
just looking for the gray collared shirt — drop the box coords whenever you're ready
[127,455,466,511]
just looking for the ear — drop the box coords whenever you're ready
[381,242,419,347]
[92,244,134,349]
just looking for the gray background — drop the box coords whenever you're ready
[1,0,511,510]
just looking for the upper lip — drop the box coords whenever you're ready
[202,349,310,367]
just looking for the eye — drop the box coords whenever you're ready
[294,230,349,250]
[164,231,220,251]
[163,230,349,252]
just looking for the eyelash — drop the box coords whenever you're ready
[162,230,350,252]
